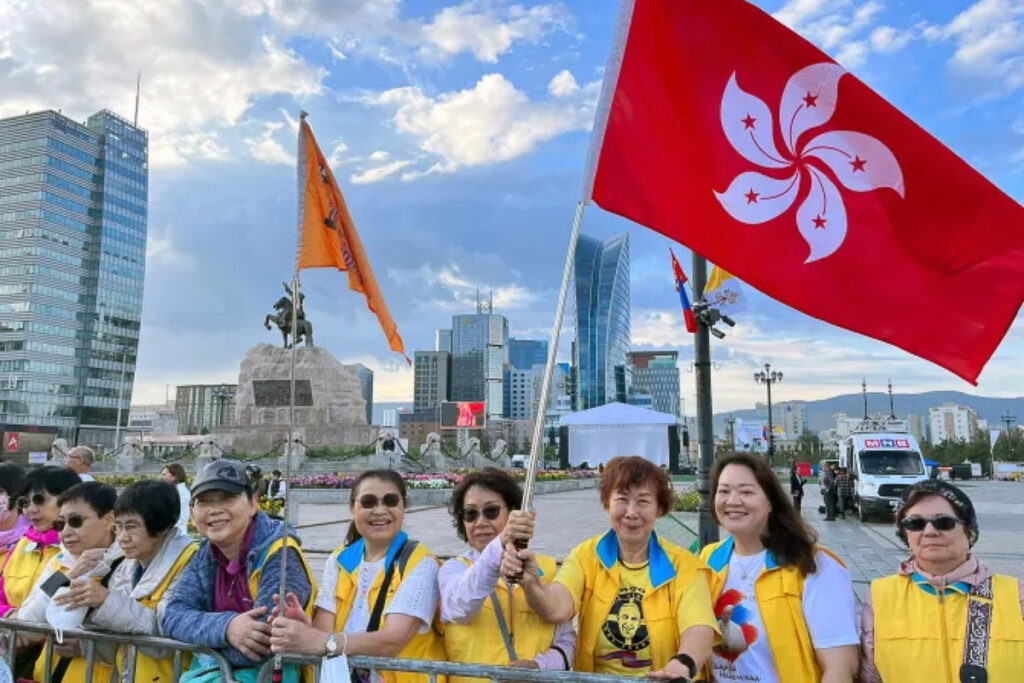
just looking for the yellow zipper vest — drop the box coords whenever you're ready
[2,536,59,608]
[572,530,713,673]
[442,554,559,683]
[872,572,1024,683]
[33,555,114,683]
[700,537,845,683]
[331,532,447,683]
[116,541,198,682]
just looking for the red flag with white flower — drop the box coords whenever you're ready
[589,0,1024,384]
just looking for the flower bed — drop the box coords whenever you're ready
[289,469,598,490]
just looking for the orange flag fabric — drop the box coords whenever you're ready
[296,113,410,363]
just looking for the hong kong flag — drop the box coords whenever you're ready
[590,0,1024,383]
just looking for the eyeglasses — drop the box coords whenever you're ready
[357,493,402,509]
[17,493,49,510]
[900,515,963,532]
[53,514,92,532]
[462,504,503,524]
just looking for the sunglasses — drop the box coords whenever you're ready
[53,514,91,533]
[358,493,402,509]
[17,493,49,510]
[900,514,963,532]
[462,504,503,524]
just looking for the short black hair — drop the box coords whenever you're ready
[448,468,523,543]
[272,470,282,477]
[23,466,81,498]
[0,463,25,510]
[114,481,179,537]
[57,481,117,517]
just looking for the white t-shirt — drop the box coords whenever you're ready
[175,483,191,533]
[78,472,95,482]
[710,550,858,683]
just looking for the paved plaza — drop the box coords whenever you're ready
[294,478,1024,606]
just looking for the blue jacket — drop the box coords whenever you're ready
[161,512,314,669]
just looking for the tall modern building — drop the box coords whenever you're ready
[508,339,548,371]
[175,384,236,435]
[574,233,630,410]
[0,110,148,446]
[756,400,808,438]
[413,350,450,411]
[450,308,508,421]
[627,351,681,417]
[929,403,979,444]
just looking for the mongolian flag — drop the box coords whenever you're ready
[670,248,697,333]
[296,113,410,363]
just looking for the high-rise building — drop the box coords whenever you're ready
[929,403,978,444]
[413,351,450,411]
[906,413,928,444]
[627,351,680,417]
[127,402,178,436]
[574,233,630,410]
[508,339,548,371]
[505,363,568,422]
[354,363,373,425]
[756,401,807,438]
[450,310,508,420]
[176,384,236,435]
[435,329,452,354]
[0,109,148,446]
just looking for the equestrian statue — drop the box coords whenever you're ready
[264,281,314,348]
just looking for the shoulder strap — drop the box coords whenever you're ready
[959,577,993,683]
[366,539,410,633]
[488,590,518,662]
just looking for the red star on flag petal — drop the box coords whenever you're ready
[802,92,818,107]
[812,215,827,229]
[850,156,867,172]
[741,114,756,129]
[744,189,759,203]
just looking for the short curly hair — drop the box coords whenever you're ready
[599,456,674,516]
[448,468,522,543]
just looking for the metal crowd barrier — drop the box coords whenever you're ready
[0,618,236,683]
[260,653,658,683]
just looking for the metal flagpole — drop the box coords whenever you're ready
[692,255,718,547]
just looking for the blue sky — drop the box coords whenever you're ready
[2,0,1021,413]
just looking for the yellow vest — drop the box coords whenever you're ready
[443,554,559,682]
[331,532,447,683]
[700,537,844,683]
[2,536,59,608]
[572,530,713,673]
[33,555,114,683]
[872,572,1024,683]
[116,541,198,683]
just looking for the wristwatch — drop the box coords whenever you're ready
[323,633,338,656]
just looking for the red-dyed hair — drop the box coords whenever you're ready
[599,456,674,516]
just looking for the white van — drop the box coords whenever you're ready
[839,422,928,522]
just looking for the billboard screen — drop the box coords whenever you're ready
[441,401,485,428]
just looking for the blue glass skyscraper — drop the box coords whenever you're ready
[574,233,630,410]
[0,109,147,447]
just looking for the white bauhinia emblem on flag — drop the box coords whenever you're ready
[714,63,905,263]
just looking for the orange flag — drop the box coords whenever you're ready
[296,113,410,363]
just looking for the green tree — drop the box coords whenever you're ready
[993,430,1024,462]
[795,430,822,464]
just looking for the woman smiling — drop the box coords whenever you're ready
[270,469,445,683]
[440,468,576,681]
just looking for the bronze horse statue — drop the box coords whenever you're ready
[264,295,314,348]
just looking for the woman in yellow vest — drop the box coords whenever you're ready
[162,458,316,683]
[439,468,576,680]
[699,453,859,683]
[53,479,197,682]
[860,479,1024,682]
[18,480,123,683]
[270,469,445,683]
[501,455,718,682]
[0,463,29,568]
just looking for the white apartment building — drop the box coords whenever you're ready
[127,403,178,436]
[929,403,979,444]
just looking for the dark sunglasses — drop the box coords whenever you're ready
[462,504,503,524]
[358,493,402,509]
[52,514,90,532]
[17,493,48,510]
[900,514,963,532]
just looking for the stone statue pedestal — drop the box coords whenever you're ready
[115,443,145,473]
[217,344,377,455]
[278,438,307,470]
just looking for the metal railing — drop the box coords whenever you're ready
[259,653,660,683]
[0,618,236,683]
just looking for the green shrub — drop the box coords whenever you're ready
[673,488,701,512]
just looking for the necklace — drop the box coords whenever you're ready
[733,552,763,581]
[618,551,650,569]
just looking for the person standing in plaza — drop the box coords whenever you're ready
[501,455,718,682]
[821,464,838,521]
[439,468,576,680]
[835,467,852,520]
[701,453,859,683]
[65,446,96,482]
[789,465,805,512]
[160,464,191,534]
[268,470,287,501]
[859,480,1024,682]
[268,469,445,683]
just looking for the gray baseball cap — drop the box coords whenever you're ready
[191,459,250,497]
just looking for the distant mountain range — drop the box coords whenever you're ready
[712,391,1024,433]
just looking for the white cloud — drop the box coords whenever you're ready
[869,25,914,54]
[244,121,294,165]
[835,41,869,68]
[420,1,570,63]
[370,71,599,176]
[941,0,1024,91]
[368,150,391,162]
[146,226,196,271]
[548,69,580,97]
[350,159,414,184]
[387,263,539,311]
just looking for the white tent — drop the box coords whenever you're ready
[561,402,677,467]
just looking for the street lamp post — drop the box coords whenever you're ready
[753,363,783,466]
[1001,411,1017,460]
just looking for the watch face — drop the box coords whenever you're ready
[325,635,337,655]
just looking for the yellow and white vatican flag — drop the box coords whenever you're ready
[704,264,747,315]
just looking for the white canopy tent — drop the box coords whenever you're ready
[561,402,677,467]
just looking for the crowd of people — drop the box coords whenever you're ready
[0,449,1018,683]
